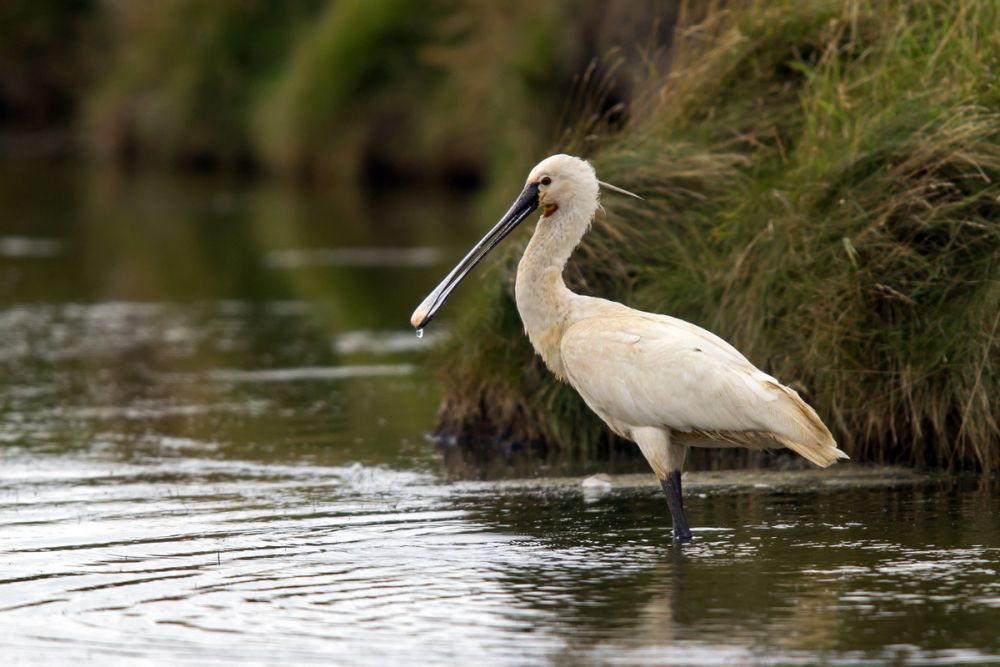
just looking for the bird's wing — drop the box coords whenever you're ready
[559,311,846,466]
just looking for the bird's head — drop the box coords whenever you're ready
[526,154,599,221]
[410,154,640,330]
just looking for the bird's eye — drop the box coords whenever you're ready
[540,176,552,186]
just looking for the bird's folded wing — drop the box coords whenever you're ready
[559,313,820,442]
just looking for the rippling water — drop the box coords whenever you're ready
[1,166,998,666]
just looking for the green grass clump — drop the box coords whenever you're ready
[436,0,1000,469]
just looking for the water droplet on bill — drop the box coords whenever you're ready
[416,328,424,339]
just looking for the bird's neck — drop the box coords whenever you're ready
[514,209,590,380]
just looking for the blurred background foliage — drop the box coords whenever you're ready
[0,0,674,185]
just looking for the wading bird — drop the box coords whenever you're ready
[411,154,848,541]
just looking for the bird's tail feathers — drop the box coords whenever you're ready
[774,434,849,468]
[766,382,849,468]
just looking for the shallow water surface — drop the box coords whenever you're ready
[1,167,998,666]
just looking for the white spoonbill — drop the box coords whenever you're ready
[411,154,848,541]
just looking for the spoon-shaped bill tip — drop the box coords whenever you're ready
[410,303,430,329]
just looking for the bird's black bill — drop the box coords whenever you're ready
[410,182,539,329]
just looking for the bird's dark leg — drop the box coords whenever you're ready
[660,470,692,542]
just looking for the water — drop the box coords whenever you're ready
[1,165,998,666]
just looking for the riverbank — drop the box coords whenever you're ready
[433,0,1000,469]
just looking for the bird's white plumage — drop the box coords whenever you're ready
[560,299,830,448]
[561,306,776,434]
[511,154,848,472]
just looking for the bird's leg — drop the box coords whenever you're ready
[660,470,692,542]
[635,428,693,542]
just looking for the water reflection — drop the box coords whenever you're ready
[1,165,998,666]
[3,456,997,666]
[0,163,483,471]
[456,480,1000,665]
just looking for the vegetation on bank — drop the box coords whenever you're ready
[435,0,1000,469]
